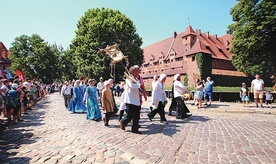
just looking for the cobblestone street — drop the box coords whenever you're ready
[0,92,275,164]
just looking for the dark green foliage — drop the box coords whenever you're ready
[212,75,252,87]
[195,53,212,79]
[9,34,62,83]
[70,8,143,82]
[184,75,188,86]
[228,0,276,79]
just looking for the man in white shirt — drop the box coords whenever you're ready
[173,74,192,119]
[251,74,265,108]
[147,73,168,124]
[61,81,73,108]
[120,65,142,134]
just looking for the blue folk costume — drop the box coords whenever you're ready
[68,86,75,112]
[68,82,87,113]
[84,85,102,120]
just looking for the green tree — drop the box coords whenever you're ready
[70,8,143,81]
[228,0,276,78]
[59,48,77,81]
[9,34,61,83]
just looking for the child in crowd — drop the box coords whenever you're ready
[265,90,273,108]
[240,83,249,107]
[195,81,204,109]
[101,80,114,126]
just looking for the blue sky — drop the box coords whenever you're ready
[0,0,237,49]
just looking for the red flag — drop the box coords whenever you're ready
[15,69,24,80]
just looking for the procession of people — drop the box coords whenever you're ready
[56,64,195,134]
[1,60,274,134]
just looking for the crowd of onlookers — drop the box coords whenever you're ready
[0,75,56,125]
[189,74,275,109]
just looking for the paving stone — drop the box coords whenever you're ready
[120,152,134,161]
[130,158,148,164]
[44,159,58,164]
[114,161,130,164]
[0,93,275,164]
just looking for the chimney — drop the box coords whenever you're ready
[207,31,209,38]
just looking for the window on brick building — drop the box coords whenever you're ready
[192,56,195,62]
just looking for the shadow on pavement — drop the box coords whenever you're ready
[142,123,182,137]
[202,103,230,109]
[140,114,211,136]
[187,115,210,122]
[0,97,49,163]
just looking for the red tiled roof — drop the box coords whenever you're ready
[186,38,210,55]
[185,32,232,60]
[182,25,197,37]
[143,35,176,65]
[142,25,239,81]
[143,31,187,64]
[143,25,233,66]
[0,42,9,59]
[0,42,7,51]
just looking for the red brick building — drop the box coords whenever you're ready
[0,42,11,77]
[141,25,246,88]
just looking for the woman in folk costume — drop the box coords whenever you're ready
[173,74,192,119]
[67,80,75,112]
[107,78,119,115]
[168,79,177,116]
[147,73,168,124]
[101,80,114,126]
[70,80,87,113]
[83,79,102,121]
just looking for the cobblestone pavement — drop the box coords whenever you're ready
[0,92,275,164]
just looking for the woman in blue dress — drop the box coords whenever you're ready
[69,80,87,113]
[83,79,102,121]
[67,80,75,112]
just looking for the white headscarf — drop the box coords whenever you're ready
[104,80,110,87]
[129,65,140,73]
[174,74,180,81]
[74,80,80,87]
[159,74,166,81]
